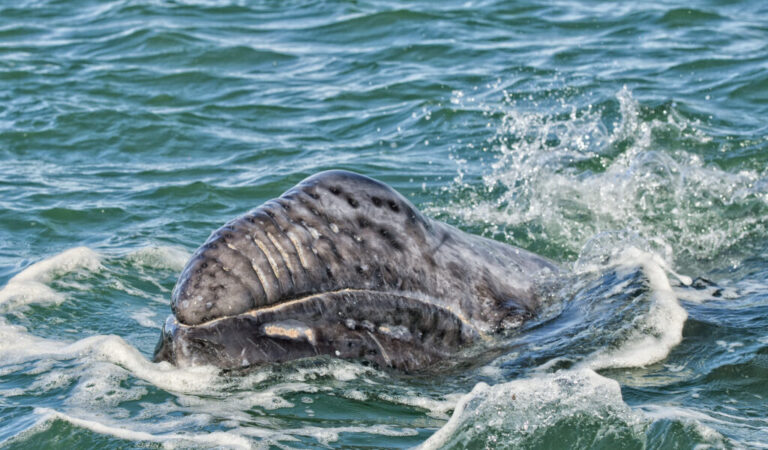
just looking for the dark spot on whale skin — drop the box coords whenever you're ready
[448,262,464,281]
[355,265,364,275]
[329,186,341,195]
[402,204,431,233]
[371,196,382,207]
[369,266,383,288]
[357,217,370,228]
[318,236,343,262]
[190,337,222,356]
[201,262,208,268]
[380,264,401,287]
[346,196,359,208]
[405,308,422,328]
[387,200,400,213]
[304,189,320,200]
[426,254,437,267]
[378,228,402,251]
[325,266,334,280]
[332,246,343,261]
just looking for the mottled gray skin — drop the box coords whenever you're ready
[153,170,558,372]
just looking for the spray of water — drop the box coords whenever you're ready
[434,87,767,271]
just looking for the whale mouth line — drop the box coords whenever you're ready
[173,288,483,335]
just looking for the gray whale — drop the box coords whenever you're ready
[153,170,558,371]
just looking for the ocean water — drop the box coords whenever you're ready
[1,0,767,447]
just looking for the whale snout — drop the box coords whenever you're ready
[171,251,256,325]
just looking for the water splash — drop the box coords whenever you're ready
[434,88,768,270]
[421,369,728,449]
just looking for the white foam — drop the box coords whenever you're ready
[280,358,374,382]
[5,402,417,448]
[84,336,223,393]
[640,404,731,445]
[130,308,160,328]
[577,247,688,370]
[69,363,148,411]
[32,407,253,449]
[716,340,744,353]
[420,369,642,449]
[378,391,465,420]
[23,396,418,448]
[672,285,730,304]
[0,245,224,395]
[27,368,75,393]
[269,424,417,446]
[0,319,220,394]
[0,247,102,308]
[417,385,480,448]
[125,246,190,272]
[0,318,66,362]
[125,381,418,445]
[341,389,368,402]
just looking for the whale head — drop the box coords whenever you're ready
[153,171,557,371]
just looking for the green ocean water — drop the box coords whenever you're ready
[1,0,767,448]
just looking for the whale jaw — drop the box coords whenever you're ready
[153,289,482,372]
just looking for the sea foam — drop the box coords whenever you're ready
[0,247,102,308]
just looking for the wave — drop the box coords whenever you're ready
[422,369,730,449]
[0,247,101,309]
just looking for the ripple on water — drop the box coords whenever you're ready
[1,0,768,447]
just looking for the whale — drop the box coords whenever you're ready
[153,170,558,372]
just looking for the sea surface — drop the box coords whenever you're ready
[1,0,767,448]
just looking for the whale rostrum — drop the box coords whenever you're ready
[153,170,558,371]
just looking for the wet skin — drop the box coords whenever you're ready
[153,170,558,372]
